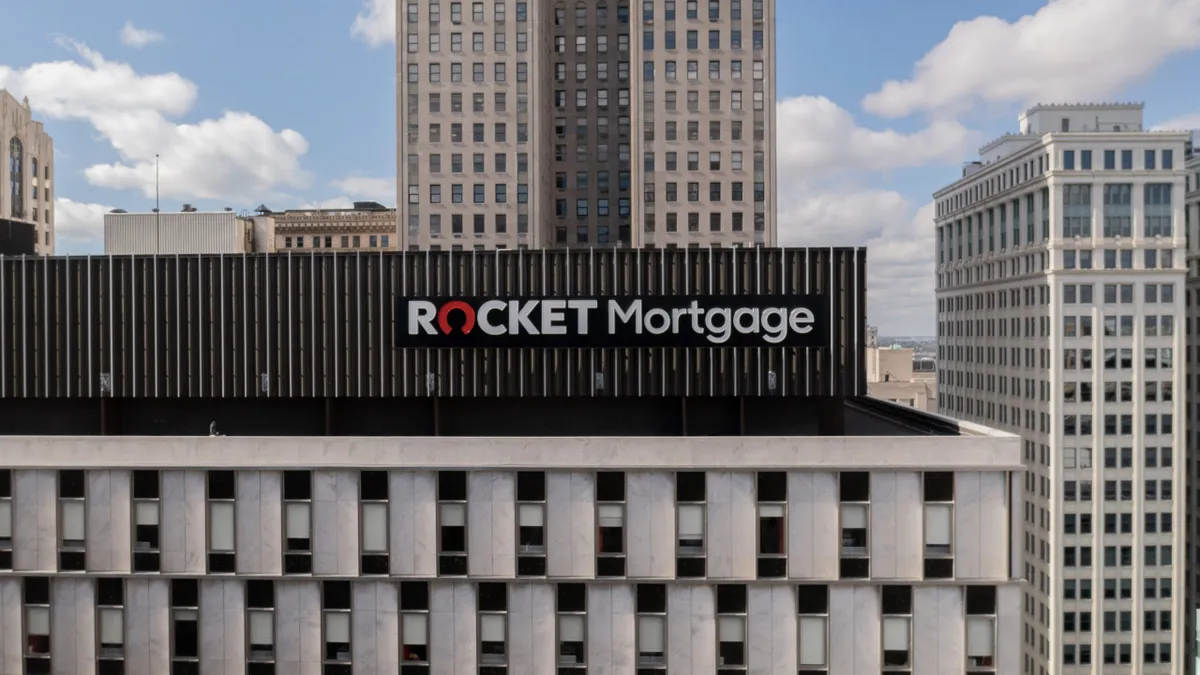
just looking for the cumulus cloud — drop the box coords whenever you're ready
[120,22,164,48]
[331,176,395,203]
[777,96,975,186]
[0,40,310,203]
[863,0,1200,118]
[351,0,395,46]
[54,198,113,251]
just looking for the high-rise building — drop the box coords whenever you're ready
[935,103,1188,675]
[0,89,55,255]
[1184,142,1200,675]
[0,248,1022,674]
[396,0,776,250]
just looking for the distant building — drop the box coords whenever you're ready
[0,90,55,255]
[104,207,272,255]
[865,331,937,412]
[267,202,396,251]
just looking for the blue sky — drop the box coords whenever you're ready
[3,0,1200,335]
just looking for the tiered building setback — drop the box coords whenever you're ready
[396,0,776,250]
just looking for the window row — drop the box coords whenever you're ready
[1062,445,1174,469]
[406,1,529,25]
[1061,148,1175,172]
[641,0,766,23]
[1060,478,1174,502]
[1061,412,1174,436]
[641,211,766,234]
[1062,379,1175,403]
[1061,510,1173,535]
[282,234,391,249]
[1062,576,1172,601]
[641,29,766,52]
[1061,544,1174,568]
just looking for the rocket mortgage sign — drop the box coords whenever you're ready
[395,295,831,348]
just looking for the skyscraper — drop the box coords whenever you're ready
[396,0,776,250]
[934,103,1188,674]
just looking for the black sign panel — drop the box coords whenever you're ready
[395,295,831,348]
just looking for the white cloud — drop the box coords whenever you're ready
[351,0,395,46]
[1152,114,1200,131]
[777,96,975,186]
[779,190,935,335]
[863,0,1200,119]
[54,198,114,250]
[0,41,311,204]
[297,197,356,209]
[120,21,165,48]
[331,176,394,203]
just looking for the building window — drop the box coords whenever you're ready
[97,578,125,666]
[676,471,706,577]
[58,469,86,571]
[0,469,11,570]
[557,583,586,669]
[132,470,161,572]
[479,582,508,673]
[1144,184,1173,237]
[438,471,468,575]
[965,586,997,669]
[596,471,626,577]
[797,585,828,673]
[401,582,430,673]
[838,472,869,578]
[172,579,200,671]
[323,581,352,673]
[881,586,912,671]
[9,137,23,219]
[716,585,747,671]
[207,471,236,573]
[360,470,390,574]
[636,584,667,670]
[24,577,51,672]
[247,580,276,671]
[923,472,954,578]
[283,471,313,574]
[757,471,786,578]
[516,471,546,576]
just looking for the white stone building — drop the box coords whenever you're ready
[935,103,1188,675]
[0,429,1020,674]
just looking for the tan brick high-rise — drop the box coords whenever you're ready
[396,0,776,250]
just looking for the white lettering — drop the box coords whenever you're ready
[760,308,788,344]
[704,308,732,344]
[609,300,642,333]
[409,301,437,335]
[567,299,598,333]
[688,301,704,334]
[732,308,760,334]
[789,307,815,334]
[477,300,508,335]
[541,299,567,335]
[643,308,671,334]
[511,300,540,334]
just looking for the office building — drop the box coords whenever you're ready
[269,201,398,251]
[104,207,272,255]
[865,333,937,412]
[396,0,776,250]
[1184,144,1200,675]
[0,89,54,255]
[934,103,1188,675]
[0,248,1019,674]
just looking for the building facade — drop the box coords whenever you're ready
[0,434,1020,675]
[1184,147,1200,675]
[0,89,54,255]
[270,202,398,251]
[103,210,267,255]
[395,0,776,250]
[866,343,937,413]
[0,247,1024,673]
[935,103,1188,675]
